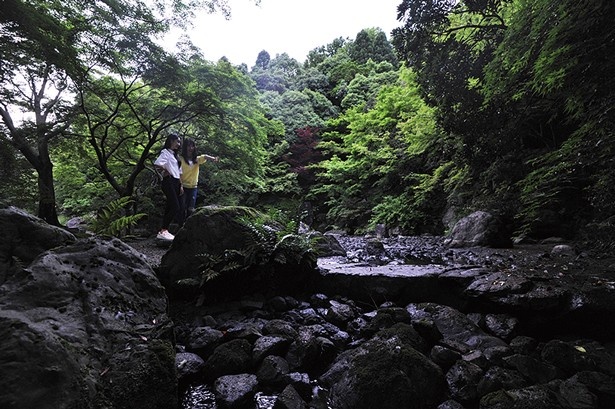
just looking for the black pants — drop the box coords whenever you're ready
[161,177,184,229]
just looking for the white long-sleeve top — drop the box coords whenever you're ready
[154,149,182,179]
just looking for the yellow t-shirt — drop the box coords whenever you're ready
[180,155,207,188]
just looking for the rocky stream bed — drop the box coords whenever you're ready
[3,204,615,409]
[129,233,615,409]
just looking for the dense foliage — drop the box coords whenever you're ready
[391,0,614,239]
[1,0,613,244]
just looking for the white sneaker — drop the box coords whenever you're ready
[156,229,175,241]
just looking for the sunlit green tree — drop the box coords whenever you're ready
[67,55,270,216]
[314,67,448,233]
[0,0,239,224]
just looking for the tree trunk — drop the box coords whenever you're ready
[36,157,60,226]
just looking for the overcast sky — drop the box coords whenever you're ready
[165,0,403,67]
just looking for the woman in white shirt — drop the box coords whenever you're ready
[154,134,184,241]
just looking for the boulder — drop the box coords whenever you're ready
[324,323,448,409]
[445,211,512,248]
[158,206,319,301]
[0,206,76,284]
[202,338,253,381]
[0,236,176,409]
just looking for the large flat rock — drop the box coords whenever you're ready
[316,251,615,339]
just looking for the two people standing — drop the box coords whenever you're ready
[154,134,219,241]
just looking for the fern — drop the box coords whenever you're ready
[89,196,146,238]
[195,250,246,285]
[194,252,221,284]
[195,214,317,285]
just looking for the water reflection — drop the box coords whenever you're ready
[255,392,277,409]
[181,385,278,409]
[181,384,217,409]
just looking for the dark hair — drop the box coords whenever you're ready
[163,133,181,150]
[163,133,181,168]
[181,138,198,162]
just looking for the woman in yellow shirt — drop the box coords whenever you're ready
[180,138,219,217]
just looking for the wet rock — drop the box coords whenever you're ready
[412,317,443,345]
[223,320,265,343]
[326,325,350,349]
[311,231,346,257]
[364,238,390,265]
[465,271,533,297]
[282,372,312,401]
[509,335,539,355]
[187,326,224,356]
[263,319,299,340]
[571,371,615,408]
[285,327,336,374]
[203,339,253,381]
[406,303,508,352]
[483,345,513,366]
[437,400,465,409]
[541,339,598,375]
[283,307,323,326]
[309,293,329,308]
[346,315,371,339]
[176,352,205,382]
[446,360,483,402]
[267,296,291,312]
[484,313,520,341]
[366,307,413,335]
[214,373,258,409]
[273,384,308,409]
[172,290,615,409]
[324,300,357,326]
[557,377,598,408]
[257,355,290,387]
[252,336,292,364]
[462,349,489,370]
